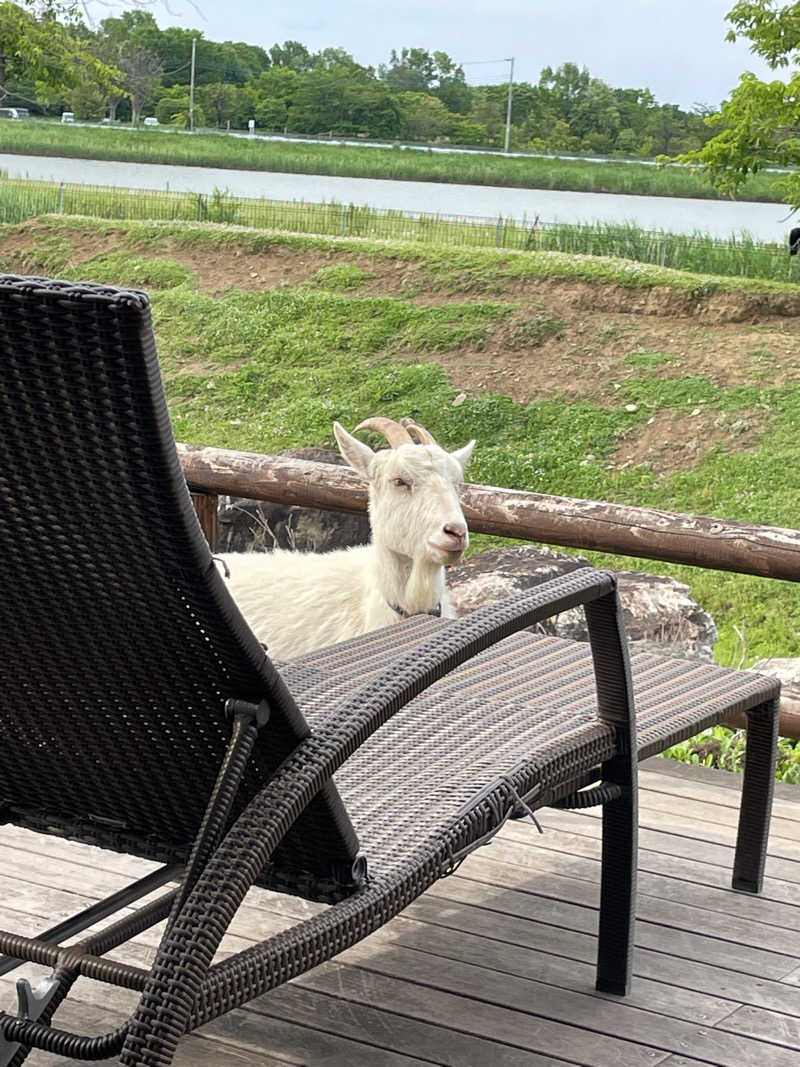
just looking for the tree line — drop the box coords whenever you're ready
[0,7,714,157]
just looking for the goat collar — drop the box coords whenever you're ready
[387,599,442,619]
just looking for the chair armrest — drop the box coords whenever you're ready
[326,565,629,748]
[229,567,631,867]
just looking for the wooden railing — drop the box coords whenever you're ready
[179,442,800,738]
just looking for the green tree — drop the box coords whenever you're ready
[546,117,581,152]
[248,66,298,129]
[569,79,620,142]
[680,2,800,205]
[538,62,592,124]
[395,91,452,141]
[196,82,240,127]
[155,85,204,128]
[92,13,164,121]
[380,47,465,94]
[0,1,121,108]
[269,40,313,71]
[287,71,399,137]
[647,103,690,154]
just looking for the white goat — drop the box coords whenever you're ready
[218,416,474,660]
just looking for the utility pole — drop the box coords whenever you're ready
[504,56,515,153]
[189,37,197,133]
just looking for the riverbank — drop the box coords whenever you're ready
[2,154,795,244]
[0,119,781,202]
[1,174,796,281]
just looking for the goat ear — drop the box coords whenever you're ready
[333,421,374,478]
[450,439,475,472]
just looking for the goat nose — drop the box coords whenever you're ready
[444,522,468,544]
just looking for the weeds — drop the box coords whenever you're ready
[3,176,800,284]
[663,726,800,785]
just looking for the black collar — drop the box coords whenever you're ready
[387,600,442,619]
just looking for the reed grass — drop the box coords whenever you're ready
[0,119,781,201]
[1,176,796,283]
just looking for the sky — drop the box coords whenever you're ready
[148,0,777,110]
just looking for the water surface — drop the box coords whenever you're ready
[1,152,793,244]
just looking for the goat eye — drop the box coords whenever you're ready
[392,477,412,490]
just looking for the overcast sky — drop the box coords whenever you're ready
[152,0,776,109]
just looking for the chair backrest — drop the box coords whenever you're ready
[0,276,361,901]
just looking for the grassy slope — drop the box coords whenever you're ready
[0,120,781,202]
[2,217,799,677]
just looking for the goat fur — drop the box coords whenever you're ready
[218,420,474,660]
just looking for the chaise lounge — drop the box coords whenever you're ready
[0,276,780,1066]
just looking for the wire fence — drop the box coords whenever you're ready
[0,175,796,282]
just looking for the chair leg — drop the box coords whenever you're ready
[0,972,68,1067]
[595,751,638,996]
[732,697,780,894]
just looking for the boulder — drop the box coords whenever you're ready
[750,658,800,688]
[216,448,371,554]
[448,545,717,661]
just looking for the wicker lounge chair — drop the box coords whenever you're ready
[0,276,780,1066]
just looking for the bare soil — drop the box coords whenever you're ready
[3,221,799,476]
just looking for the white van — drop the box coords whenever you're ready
[61,112,75,124]
[143,116,159,127]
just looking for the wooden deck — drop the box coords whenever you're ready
[2,758,800,1067]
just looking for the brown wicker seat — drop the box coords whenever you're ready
[0,276,779,1067]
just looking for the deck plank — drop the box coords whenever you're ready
[1,762,798,1066]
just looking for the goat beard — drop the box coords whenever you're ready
[401,556,448,614]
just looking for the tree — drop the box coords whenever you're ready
[680,2,800,205]
[0,1,121,107]
[269,40,313,71]
[538,62,592,124]
[155,85,204,128]
[196,81,240,128]
[248,66,298,129]
[395,91,452,141]
[286,71,399,137]
[380,47,465,94]
[92,13,164,121]
[70,78,107,121]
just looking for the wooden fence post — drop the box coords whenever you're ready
[191,492,218,551]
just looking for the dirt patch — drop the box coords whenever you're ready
[4,221,800,410]
[608,408,764,475]
[0,225,123,275]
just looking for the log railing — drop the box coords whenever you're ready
[179,442,800,738]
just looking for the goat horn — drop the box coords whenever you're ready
[354,416,415,448]
[400,417,437,446]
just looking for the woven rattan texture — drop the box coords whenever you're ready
[281,616,779,860]
[0,275,359,900]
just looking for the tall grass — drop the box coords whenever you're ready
[527,221,797,281]
[1,176,796,282]
[0,119,781,202]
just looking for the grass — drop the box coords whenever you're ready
[9,214,800,314]
[2,177,800,283]
[3,216,800,678]
[0,118,783,201]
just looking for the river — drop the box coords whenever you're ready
[0,151,793,244]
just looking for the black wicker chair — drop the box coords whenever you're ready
[0,277,779,1066]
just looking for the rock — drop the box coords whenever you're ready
[217,447,371,553]
[750,658,800,688]
[448,545,717,661]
